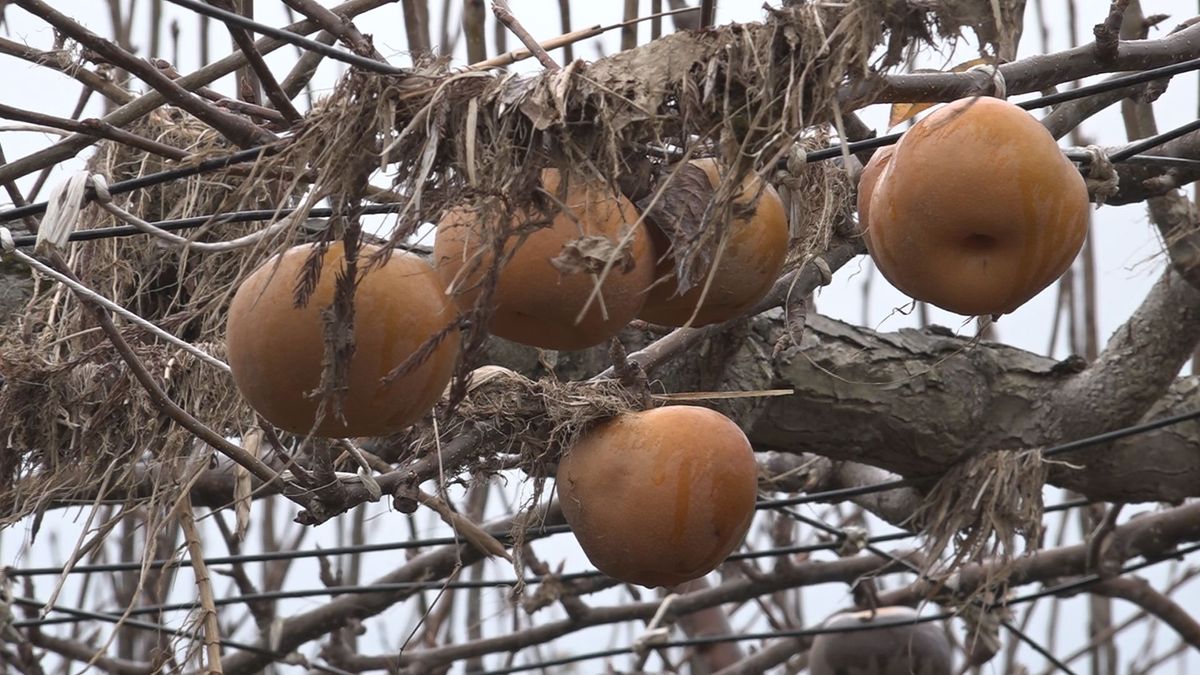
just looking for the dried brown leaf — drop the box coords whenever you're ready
[549,229,638,276]
[636,161,716,293]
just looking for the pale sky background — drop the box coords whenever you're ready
[0,1,1197,673]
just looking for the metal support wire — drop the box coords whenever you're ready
[3,50,1198,227]
[8,596,354,675]
[474,520,1200,675]
[779,507,1079,675]
[6,203,427,250]
[1108,118,1200,163]
[9,499,1095,581]
[0,144,283,223]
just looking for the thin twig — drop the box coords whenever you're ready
[13,0,274,147]
[1093,0,1131,63]
[178,498,225,674]
[401,0,432,56]
[464,0,487,63]
[558,0,574,61]
[280,0,384,58]
[0,103,187,160]
[0,37,133,105]
[207,0,303,124]
[622,0,638,51]
[490,0,559,71]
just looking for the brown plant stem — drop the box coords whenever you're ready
[207,0,303,124]
[0,103,188,161]
[491,0,559,71]
[178,498,224,674]
[0,37,133,106]
[281,0,384,58]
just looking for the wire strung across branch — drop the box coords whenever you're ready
[2,52,1197,227]
[3,144,1195,250]
[469,543,1200,675]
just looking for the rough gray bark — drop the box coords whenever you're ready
[747,274,1200,503]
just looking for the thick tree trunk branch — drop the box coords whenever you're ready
[1051,268,1200,438]
[751,305,1200,503]
[840,21,1200,106]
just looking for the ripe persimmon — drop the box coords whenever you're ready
[226,242,458,438]
[556,405,758,588]
[639,158,789,327]
[859,96,1089,316]
[434,169,655,351]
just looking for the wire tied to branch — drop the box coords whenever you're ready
[968,63,1008,99]
[632,593,679,657]
[1084,144,1121,205]
[786,144,808,173]
[36,171,90,255]
[836,525,869,556]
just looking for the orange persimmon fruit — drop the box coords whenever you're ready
[639,158,789,327]
[556,405,758,588]
[434,169,655,350]
[858,96,1089,316]
[226,242,458,438]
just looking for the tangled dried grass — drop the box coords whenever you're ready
[911,447,1052,596]
[415,365,644,477]
[0,110,291,521]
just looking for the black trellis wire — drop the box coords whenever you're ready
[3,496,1091,581]
[1,51,1197,228]
[6,595,355,675]
[2,149,1193,251]
[0,144,284,224]
[9,531,919,631]
[780,506,1079,675]
[0,500,1097,638]
[470,541,1200,675]
[6,203,409,249]
[20,515,1193,674]
[6,500,1098,631]
[1108,118,1200,163]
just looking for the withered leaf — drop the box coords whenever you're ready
[636,161,716,294]
[549,227,638,276]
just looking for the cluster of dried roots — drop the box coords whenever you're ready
[0,111,292,520]
[912,447,1051,595]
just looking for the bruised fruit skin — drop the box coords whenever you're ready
[861,97,1089,316]
[639,158,789,327]
[809,606,953,675]
[433,169,655,351]
[556,405,758,588]
[226,242,458,438]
